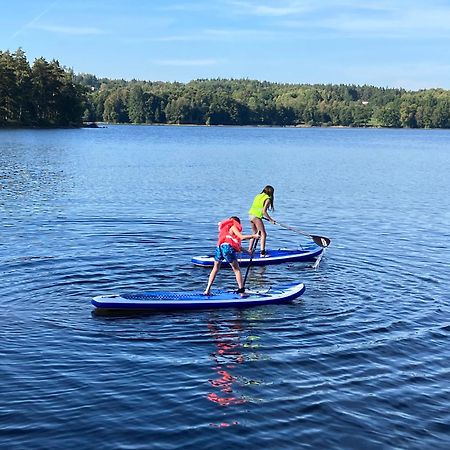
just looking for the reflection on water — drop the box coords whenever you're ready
[206,313,266,427]
[207,316,247,427]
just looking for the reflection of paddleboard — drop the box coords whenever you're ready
[192,244,323,267]
[92,282,305,311]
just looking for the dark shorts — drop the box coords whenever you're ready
[214,244,238,263]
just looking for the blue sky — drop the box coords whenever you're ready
[2,0,450,89]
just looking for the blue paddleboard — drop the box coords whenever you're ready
[192,244,323,267]
[92,282,305,311]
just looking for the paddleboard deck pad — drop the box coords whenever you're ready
[192,244,323,267]
[92,282,305,311]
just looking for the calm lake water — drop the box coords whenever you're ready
[1,125,449,449]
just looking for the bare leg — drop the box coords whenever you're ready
[248,220,258,251]
[229,260,244,294]
[250,218,267,253]
[204,261,221,295]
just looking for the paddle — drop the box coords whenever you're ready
[242,233,260,289]
[264,218,331,248]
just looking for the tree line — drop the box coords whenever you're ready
[1,49,450,128]
[0,49,85,127]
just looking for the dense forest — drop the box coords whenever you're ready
[2,49,450,128]
[0,49,85,127]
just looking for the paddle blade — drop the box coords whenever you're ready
[311,235,331,248]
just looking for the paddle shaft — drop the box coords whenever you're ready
[242,234,260,288]
[263,218,331,248]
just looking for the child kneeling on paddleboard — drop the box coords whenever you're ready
[204,216,259,297]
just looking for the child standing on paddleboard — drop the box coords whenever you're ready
[248,185,276,257]
[204,216,259,297]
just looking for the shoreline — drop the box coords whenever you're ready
[0,122,446,131]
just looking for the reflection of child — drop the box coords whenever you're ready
[248,185,276,257]
[203,216,259,297]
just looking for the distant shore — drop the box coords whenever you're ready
[1,122,442,131]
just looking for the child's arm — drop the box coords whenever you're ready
[231,226,259,254]
[231,225,258,241]
[230,225,259,241]
[262,199,276,224]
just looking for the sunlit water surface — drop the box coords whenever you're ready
[1,125,449,449]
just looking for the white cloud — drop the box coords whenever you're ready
[30,24,105,35]
[224,0,450,38]
[205,28,280,39]
[8,0,58,40]
[124,34,201,43]
[320,7,450,36]
[133,28,280,44]
[225,0,313,16]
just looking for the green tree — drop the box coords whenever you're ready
[400,102,417,128]
[56,68,86,126]
[0,50,16,124]
[128,85,145,123]
[374,103,401,127]
[103,89,129,123]
[431,98,450,128]
[7,48,33,123]
[31,57,82,125]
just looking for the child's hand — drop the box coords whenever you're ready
[253,233,260,239]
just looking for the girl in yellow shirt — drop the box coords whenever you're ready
[248,185,276,257]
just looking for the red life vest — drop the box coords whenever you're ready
[217,218,242,251]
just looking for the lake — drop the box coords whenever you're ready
[1,125,449,449]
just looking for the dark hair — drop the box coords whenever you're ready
[261,185,274,210]
[230,216,241,224]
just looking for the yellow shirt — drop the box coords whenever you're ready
[248,193,270,218]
